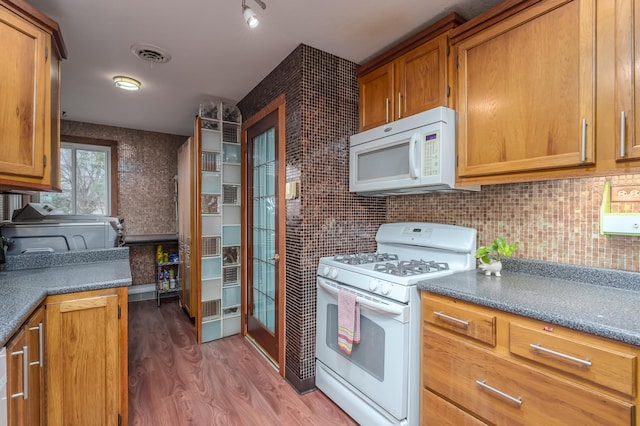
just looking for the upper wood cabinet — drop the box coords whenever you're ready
[455,0,595,180]
[357,13,464,131]
[614,0,640,163]
[359,64,394,131]
[0,0,66,191]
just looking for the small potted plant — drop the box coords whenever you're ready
[475,237,519,276]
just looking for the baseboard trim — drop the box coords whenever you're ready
[285,368,316,394]
[128,283,156,302]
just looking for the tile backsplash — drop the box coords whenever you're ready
[387,174,640,272]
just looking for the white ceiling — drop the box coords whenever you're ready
[27,0,503,136]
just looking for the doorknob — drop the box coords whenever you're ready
[269,254,280,262]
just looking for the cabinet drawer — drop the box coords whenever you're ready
[423,328,634,425]
[422,388,487,426]
[509,322,637,397]
[423,296,496,346]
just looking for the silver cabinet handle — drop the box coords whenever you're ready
[385,98,390,123]
[476,380,522,406]
[10,345,28,400]
[580,118,587,162]
[620,111,627,158]
[529,343,592,366]
[433,311,469,327]
[29,323,43,367]
[398,92,402,119]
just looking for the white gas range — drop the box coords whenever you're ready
[315,222,477,426]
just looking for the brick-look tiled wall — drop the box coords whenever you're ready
[238,44,386,392]
[387,174,640,272]
[61,120,187,285]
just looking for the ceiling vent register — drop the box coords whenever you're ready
[130,43,172,64]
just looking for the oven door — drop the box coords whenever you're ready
[316,277,410,420]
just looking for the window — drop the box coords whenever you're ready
[41,142,112,215]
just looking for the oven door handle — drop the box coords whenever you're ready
[317,279,404,316]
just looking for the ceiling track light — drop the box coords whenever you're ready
[241,0,266,29]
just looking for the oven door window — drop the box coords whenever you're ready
[326,304,384,381]
[315,281,410,420]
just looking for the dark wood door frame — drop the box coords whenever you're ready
[241,94,286,376]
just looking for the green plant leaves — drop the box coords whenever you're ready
[475,237,518,261]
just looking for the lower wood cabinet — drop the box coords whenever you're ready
[45,287,128,426]
[7,305,44,426]
[421,293,639,425]
[7,328,27,426]
[422,388,488,426]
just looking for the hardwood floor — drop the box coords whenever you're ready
[128,299,357,426]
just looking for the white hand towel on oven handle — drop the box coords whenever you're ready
[337,289,360,355]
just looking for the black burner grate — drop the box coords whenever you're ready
[333,252,399,265]
[374,259,449,276]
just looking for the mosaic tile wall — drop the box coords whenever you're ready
[61,120,187,285]
[238,44,386,392]
[387,174,640,272]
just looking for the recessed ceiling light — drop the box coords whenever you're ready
[113,76,141,91]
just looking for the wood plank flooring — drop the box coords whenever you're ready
[128,299,357,426]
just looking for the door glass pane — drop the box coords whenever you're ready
[251,127,277,333]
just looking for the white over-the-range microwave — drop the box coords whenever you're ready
[349,106,479,196]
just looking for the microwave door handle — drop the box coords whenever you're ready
[409,133,420,179]
[317,279,403,316]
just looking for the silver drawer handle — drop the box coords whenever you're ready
[529,343,592,366]
[433,311,469,327]
[476,380,522,406]
[10,346,29,400]
[29,323,43,367]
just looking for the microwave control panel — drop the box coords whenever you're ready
[422,130,440,176]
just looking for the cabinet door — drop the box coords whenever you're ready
[7,329,27,426]
[25,306,44,426]
[46,292,120,426]
[456,0,595,178]
[396,33,449,120]
[0,6,49,182]
[359,63,395,131]
[615,0,640,161]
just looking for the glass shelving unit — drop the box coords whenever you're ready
[199,100,242,342]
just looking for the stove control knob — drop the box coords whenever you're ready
[321,266,330,277]
[329,268,339,279]
[380,281,391,295]
[369,279,379,291]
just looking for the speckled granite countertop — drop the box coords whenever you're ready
[417,258,640,346]
[0,248,131,347]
